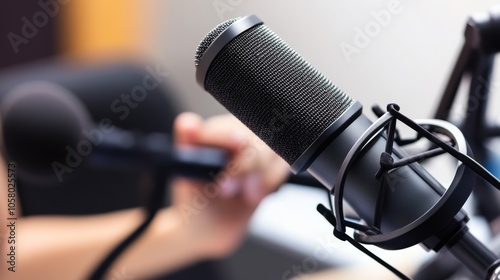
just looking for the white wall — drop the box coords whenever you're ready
[147,0,500,123]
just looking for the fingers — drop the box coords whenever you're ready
[172,112,290,206]
[240,150,289,205]
[173,112,203,145]
[217,133,289,205]
[174,112,248,151]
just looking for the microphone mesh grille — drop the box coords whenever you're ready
[202,23,354,164]
[195,17,241,66]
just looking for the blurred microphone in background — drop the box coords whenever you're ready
[0,60,290,280]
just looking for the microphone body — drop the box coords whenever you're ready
[307,114,441,232]
[195,15,456,246]
[194,15,500,278]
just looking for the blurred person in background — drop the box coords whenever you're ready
[0,112,289,280]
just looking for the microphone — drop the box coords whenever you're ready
[1,80,322,187]
[194,15,500,278]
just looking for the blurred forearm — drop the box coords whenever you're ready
[0,207,205,280]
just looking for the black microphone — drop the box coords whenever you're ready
[194,15,500,278]
[1,80,321,187]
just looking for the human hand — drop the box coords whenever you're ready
[170,112,289,258]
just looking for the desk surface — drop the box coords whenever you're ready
[248,182,491,276]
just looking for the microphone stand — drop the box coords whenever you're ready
[317,8,500,279]
[412,7,500,280]
[434,8,500,229]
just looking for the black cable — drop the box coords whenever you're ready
[325,191,372,232]
[88,167,168,280]
[316,204,411,280]
[340,231,412,280]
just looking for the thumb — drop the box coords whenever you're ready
[173,112,203,145]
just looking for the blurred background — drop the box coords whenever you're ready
[1,0,498,118]
[1,1,500,279]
